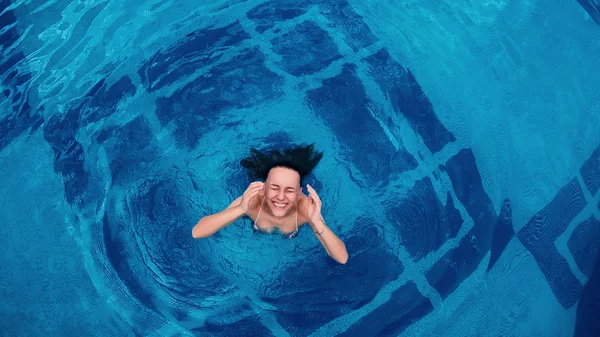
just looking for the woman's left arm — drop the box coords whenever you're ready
[305,185,349,264]
[310,216,348,264]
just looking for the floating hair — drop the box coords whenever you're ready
[240,143,324,183]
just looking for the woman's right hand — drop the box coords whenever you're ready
[239,181,264,213]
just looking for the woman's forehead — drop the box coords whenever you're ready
[267,167,300,185]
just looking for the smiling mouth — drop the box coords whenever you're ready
[271,200,289,210]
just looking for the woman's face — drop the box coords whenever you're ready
[264,166,301,217]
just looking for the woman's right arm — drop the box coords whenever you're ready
[191,197,244,238]
[191,182,264,238]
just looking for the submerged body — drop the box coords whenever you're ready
[249,192,305,239]
[192,153,349,264]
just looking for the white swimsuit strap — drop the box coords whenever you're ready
[254,196,265,226]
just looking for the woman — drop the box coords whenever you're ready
[192,144,348,264]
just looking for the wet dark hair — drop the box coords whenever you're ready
[240,143,324,184]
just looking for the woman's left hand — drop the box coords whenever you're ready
[306,184,323,224]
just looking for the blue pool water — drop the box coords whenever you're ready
[1,0,600,336]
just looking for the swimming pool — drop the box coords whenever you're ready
[1,0,599,336]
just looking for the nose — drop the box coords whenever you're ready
[276,190,285,200]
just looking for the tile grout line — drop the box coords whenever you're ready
[243,5,469,335]
[554,173,600,285]
[236,5,474,334]
[126,4,478,335]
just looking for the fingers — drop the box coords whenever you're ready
[242,182,264,203]
[310,194,321,207]
[247,189,261,202]
[247,185,262,194]
[248,181,264,189]
[245,181,264,193]
[306,184,321,205]
[246,185,263,198]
